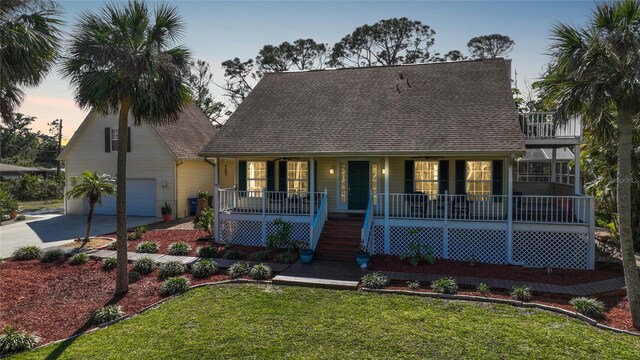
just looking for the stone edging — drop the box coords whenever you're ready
[362,288,640,337]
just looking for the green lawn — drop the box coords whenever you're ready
[17,199,63,212]
[14,284,640,359]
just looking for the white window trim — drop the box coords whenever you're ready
[110,128,118,152]
[287,161,308,194]
[246,161,266,195]
[466,161,492,196]
[414,160,439,195]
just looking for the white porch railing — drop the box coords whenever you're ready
[310,190,328,250]
[361,193,374,253]
[512,195,591,224]
[219,190,324,216]
[519,112,582,140]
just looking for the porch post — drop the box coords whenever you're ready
[310,157,315,246]
[588,196,596,270]
[214,157,220,242]
[574,144,581,195]
[506,157,514,264]
[384,156,390,253]
[551,148,557,183]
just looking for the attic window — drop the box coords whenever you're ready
[110,129,118,151]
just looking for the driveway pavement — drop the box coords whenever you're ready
[0,214,159,258]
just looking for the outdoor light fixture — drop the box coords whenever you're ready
[162,181,168,189]
[382,169,386,175]
[330,168,334,174]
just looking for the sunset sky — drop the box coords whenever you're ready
[16,0,594,139]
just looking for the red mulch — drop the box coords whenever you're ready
[370,255,624,286]
[384,281,637,333]
[0,258,230,344]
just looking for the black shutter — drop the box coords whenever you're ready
[278,161,287,191]
[492,160,504,195]
[438,160,449,194]
[127,127,131,152]
[104,128,111,153]
[266,161,275,191]
[404,160,414,193]
[455,160,466,194]
[238,161,247,193]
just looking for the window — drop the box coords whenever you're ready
[371,163,378,205]
[110,128,118,151]
[247,161,266,194]
[466,161,491,195]
[287,161,308,193]
[414,161,438,195]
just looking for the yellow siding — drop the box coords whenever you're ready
[176,160,214,218]
[316,158,338,212]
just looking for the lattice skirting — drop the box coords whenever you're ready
[266,221,310,249]
[512,229,590,269]
[448,228,507,264]
[219,219,263,247]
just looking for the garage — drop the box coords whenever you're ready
[93,178,157,216]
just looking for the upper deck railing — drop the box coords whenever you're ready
[519,112,582,141]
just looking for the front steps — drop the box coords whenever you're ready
[314,215,363,262]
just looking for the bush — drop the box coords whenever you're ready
[476,282,490,295]
[136,241,159,253]
[68,253,88,265]
[224,249,243,260]
[12,245,42,260]
[158,260,186,280]
[159,276,190,296]
[127,232,141,241]
[191,259,218,278]
[275,252,296,264]
[132,257,155,275]
[0,326,38,356]
[250,250,270,262]
[168,242,192,256]
[430,277,458,294]
[510,286,532,302]
[361,272,390,289]
[90,305,123,325]
[4,174,63,202]
[194,207,215,238]
[570,297,605,318]
[249,263,272,280]
[102,257,117,270]
[227,261,250,279]
[196,246,218,258]
[107,241,117,250]
[41,249,64,263]
[399,229,436,266]
[407,281,420,290]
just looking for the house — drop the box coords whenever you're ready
[0,163,58,180]
[58,103,216,218]
[200,58,595,270]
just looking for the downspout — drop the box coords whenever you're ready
[175,160,183,218]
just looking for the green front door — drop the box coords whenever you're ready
[348,161,369,210]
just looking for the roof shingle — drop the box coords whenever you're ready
[152,103,217,159]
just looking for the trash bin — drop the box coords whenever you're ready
[188,197,198,216]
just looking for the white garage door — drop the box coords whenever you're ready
[93,178,157,216]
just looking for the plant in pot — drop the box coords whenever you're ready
[195,190,209,220]
[355,244,371,268]
[161,202,172,222]
[298,240,314,264]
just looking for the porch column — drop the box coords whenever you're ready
[506,157,514,264]
[214,157,220,242]
[309,157,315,246]
[384,156,390,253]
[551,148,557,183]
[574,144,581,195]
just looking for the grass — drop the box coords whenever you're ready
[17,199,63,212]
[14,284,640,359]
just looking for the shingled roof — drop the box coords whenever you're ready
[201,58,524,156]
[151,103,217,159]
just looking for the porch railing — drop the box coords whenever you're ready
[519,112,582,140]
[218,189,324,216]
[361,193,374,253]
[310,190,328,250]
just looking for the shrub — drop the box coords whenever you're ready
[159,276,190,296]
[197,246,218,258]
[191,259,218,278]
[407,281,420,290]
[41,249,64,263]
[194,207,215,239]
[570,297,605,319]
[227,261,250,279]
[224,249,243,260]
[398,229,436,266]
[102,257,117,270]
[90,305,123,325]
[266,218,296,252]
[68,253,88,265]
[0,326,38,355]
[275,252,296,264]
[510,286,532,302]
[136,241,159,253]
[476,282,490,295]
[430,277,458,294]
[250,250,270,262]
[361,272,390,289]
[132,257,155,275]
[107,241,117,250]
[168,242,192,256]
[158,260,186,280]
[249,263,272,280]
[12,245,41,260]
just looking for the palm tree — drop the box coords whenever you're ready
[62,0,191,294]
[0,0,61,121]
[536,0,640,328]
[66,171,116,242]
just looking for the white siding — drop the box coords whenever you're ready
[176,160,214,218]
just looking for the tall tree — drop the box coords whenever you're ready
[62,0,191,294]
[0,112,59,167]
[0,0,61,121]
[329,17,436,67]
[219,57,259,107]
[536,0,640,328]
[66,171,116,242]
[467,34,515,59]
[187,59,225,125]
[257,38,327,72]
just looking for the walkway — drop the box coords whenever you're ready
[273,260,366,290]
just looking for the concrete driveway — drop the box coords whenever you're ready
[0,214,159,258]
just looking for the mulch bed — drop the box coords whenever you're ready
[384,281,636,334]
[0,258,230,344]
[370,255,624,286]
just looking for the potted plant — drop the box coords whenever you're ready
[299,245,314,264]
[355,244,371,268]
[196,190,209,219]
[161,202,172,222]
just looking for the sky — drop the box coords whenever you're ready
[16,0,596,139]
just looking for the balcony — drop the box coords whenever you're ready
[519,112,582,147]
